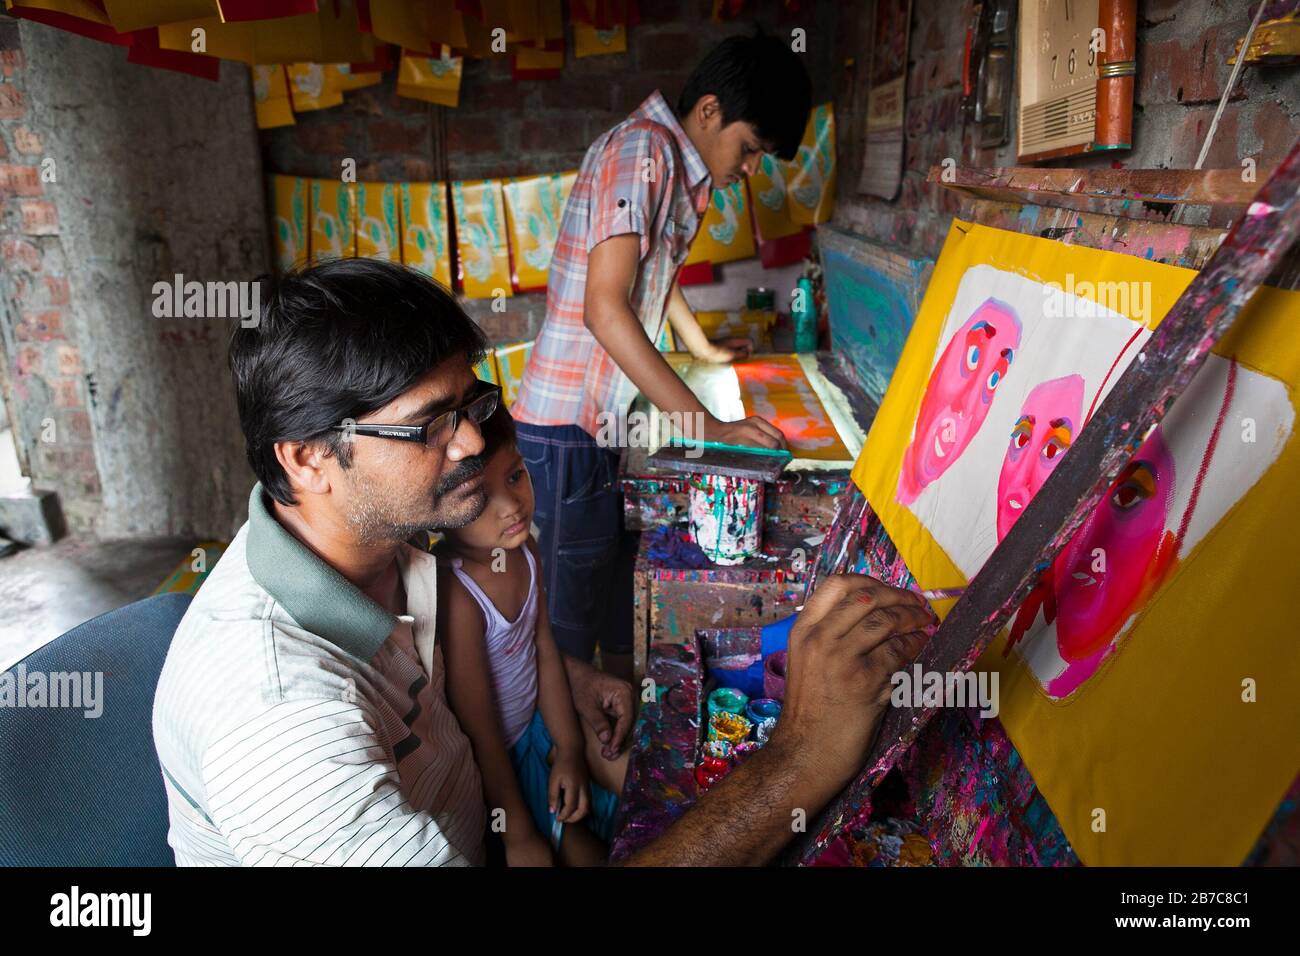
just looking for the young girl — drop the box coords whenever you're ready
[438,403,627,866]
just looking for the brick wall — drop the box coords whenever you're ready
[259,0,838,341]
[0,17,101,530]
[831,0,1300,260]
[0,17,267,539]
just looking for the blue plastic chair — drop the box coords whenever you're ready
[0,592,191,866]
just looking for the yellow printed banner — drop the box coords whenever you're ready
[399,182,453,289]
[474,353,501,387]
[370,0,466,53]
[783,101,835,225]
[309,178,356,262]
[696,309,777,349]
[286,62,344,112]
[452,179,513,300]
[495,341,534,407]
[573,21,626,57]
[747,155,802,240]
[103,0,214,32]
[686,179,756,266]
[851,220,1300,865]
[503,170,576,292]
[268,174,309,272]
[252,64,295,129]
[356,182,401,262]
[396,50,463,107]
[331,63,381,91]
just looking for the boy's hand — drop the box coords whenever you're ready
[505,833,554,868]
[549,751,592,824]
[704,414,788,451]
[691,337,754,364]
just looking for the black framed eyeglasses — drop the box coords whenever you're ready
[333,381,501,449]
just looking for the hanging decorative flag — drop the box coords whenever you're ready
[452,179,513,300]
[747,154,801,241]
[784,101,836,225]
[213,1,320,21]
[512,39,563,79]
[502,170,576,292]
[685,179,756,267]
[286,62,344,111]
[369,0,466,54]
[330,62,381,90]
[400,182,453,289]
[573,21,626,57]
[356,181,401,261]
[495,340,534,407]
[253,65,295,128]
[268,174,310,272]
[102,0,215,33]
[309,178,356,261]
[396,50,463,107]
[568,0,640,32]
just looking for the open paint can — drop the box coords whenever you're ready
[688,473,764,565]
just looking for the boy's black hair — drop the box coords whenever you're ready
[478,403,518,462]
[676,31,812,161]
[230,257,488,506]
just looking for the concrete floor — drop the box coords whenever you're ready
[0,534,197,671]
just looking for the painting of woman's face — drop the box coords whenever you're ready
[898,298,1021,505]
[996,375,1084,541]
[1052,426,1176,664]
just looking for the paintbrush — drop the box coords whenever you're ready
[919,587,966,601]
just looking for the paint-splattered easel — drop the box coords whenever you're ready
[784,136,1300,865]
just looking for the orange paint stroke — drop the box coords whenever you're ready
[733,355,850,460]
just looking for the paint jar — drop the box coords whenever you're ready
[745,697,782,727]
[695,753,732,791]
[763,650,787,701]
[756,717,777,743]
[688,473,764,566]
[708,710,752,746]
[733,741,761,764]
[707,687,749,718]
[746,287,775,311]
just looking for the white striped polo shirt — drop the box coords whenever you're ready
[152,484,486,866]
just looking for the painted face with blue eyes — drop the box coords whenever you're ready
[899,298,1023,506]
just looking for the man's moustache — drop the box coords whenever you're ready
[436,456,485,496]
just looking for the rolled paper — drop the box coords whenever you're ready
[756,717,777,743]
[707,687,749,718]
[688,473,764,566]
[745,697,782,726]
[764,650,788,701]
[708,710,751,746]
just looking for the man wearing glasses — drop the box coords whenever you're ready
[152,258,931,867]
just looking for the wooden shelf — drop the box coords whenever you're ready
[927,165,1265,212]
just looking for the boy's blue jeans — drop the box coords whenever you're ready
[515,422,634,662]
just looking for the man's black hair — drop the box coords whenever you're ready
[478,403,518,462]
[677,31,812,161]
[230,257,489,506]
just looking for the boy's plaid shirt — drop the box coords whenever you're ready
[511,90,713,438]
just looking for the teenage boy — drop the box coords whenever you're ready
[511,33,812,671]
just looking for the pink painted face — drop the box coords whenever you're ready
[898,299,1021,505]
[996,375,1084,541]
[1053,426,1176,663]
